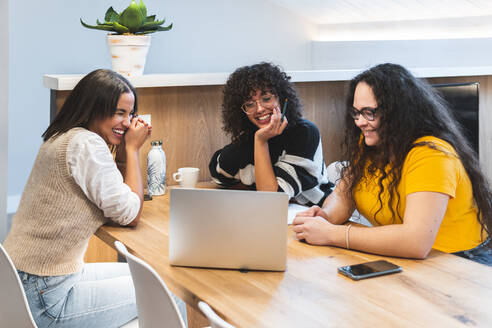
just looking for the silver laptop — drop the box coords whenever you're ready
[169,188,288,271]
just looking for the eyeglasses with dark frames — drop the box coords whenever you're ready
[349,107,379,121]
[241,93,278,115]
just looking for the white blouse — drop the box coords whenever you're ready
[67,130,140,226]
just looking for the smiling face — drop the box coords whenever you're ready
[89,92,135,145]
[244,89,279,129]
[353,82,381,146]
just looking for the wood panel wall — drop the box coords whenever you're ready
[53,76,492,263]
[53,76,492,189]
[53,81,350,189]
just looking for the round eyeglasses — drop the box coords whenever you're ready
[349,107,379,121]
[241,93,278,115]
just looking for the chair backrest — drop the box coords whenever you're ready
[432,82,479,154]
[326,161,345,186]
[114,241,186,328]
[0,243,37,328]
[198,301,235,328]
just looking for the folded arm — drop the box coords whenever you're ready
[209,142,255,187]
[346,191,448,258]
[294,191,449,259]
[296,177,355,225]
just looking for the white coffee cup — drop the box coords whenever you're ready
[172,167,200,188]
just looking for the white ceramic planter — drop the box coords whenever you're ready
[107,34,151,77]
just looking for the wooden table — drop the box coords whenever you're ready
[94,187,492,327]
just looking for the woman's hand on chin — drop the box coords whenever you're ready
[255,107,288,142]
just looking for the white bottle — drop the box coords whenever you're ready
[147,140,166,196]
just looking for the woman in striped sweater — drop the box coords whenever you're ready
[209,62,334,206]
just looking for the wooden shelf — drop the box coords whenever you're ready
[43,66,492,90]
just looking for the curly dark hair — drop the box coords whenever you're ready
[221,62,303,144]
[341,63,492,241]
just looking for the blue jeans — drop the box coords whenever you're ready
[19,263,137,328]
[453,238,492,266]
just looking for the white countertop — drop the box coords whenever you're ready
[43,66,492,91]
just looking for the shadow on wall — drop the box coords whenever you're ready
[7,213,14,235]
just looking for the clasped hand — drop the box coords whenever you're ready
[125,117,152,150]
[292,205,335,245]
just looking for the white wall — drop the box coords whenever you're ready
[7,0,315,215]
[1,0,10,241]
[312,16,492,70]
[316,15,492,41]
[145,0,315,73]
[312,38,492,71]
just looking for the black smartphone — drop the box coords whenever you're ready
[338,260,402,280]
[280,98,288,122]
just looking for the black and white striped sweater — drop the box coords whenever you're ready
[209,119,334,206]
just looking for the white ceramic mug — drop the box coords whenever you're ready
[172,167,200,188]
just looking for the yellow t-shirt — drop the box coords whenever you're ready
[353,136,485,253]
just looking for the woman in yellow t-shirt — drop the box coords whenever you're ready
[293,63,492,265]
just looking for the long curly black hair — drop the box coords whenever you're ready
[222,62,303,145]
[341,63,492,240]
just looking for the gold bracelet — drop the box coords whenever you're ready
[345,224,353,249]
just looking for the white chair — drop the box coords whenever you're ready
[326,160,346,186]
[120,317,139,328]
[0,243,38,328]
[115,308,140,327]
[115,241,186,328]
[198,301,235,328]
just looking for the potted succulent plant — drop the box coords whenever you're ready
[81,0,173,77]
